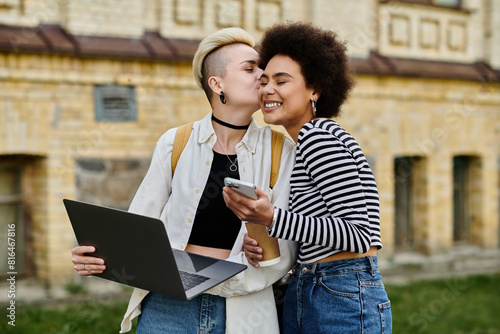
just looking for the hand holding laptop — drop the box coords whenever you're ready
[64,199,247,300]
[71,245,106,276]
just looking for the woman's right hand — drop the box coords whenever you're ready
[71,246,106,276]
[223,186,275,227]
[243,233,263,268]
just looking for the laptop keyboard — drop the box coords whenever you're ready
[179,271,210,291]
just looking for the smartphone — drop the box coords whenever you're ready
[224,177,258,200]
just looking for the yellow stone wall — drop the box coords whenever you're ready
[1,50,498,282]
[0,0,499,284]
[0,53,209,282]
[345,75,500,254]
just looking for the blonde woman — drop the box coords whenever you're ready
[71,27,297,333]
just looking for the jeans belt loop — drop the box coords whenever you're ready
[368,256,376,277]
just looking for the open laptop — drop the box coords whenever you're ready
[63,199,247,300]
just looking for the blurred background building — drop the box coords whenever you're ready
[0,0,499,287]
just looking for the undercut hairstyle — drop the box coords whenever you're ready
[193,27,255,103]
[258,21,354,118]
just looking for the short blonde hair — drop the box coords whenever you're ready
[192,27,255,100]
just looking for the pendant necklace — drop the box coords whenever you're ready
[216,140,238,172]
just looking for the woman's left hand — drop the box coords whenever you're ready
[223,186,274,227]
[243,233,263,268]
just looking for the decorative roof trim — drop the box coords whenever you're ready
[0,24,498,82]
[350,52,500,83]
[0,24,198,61]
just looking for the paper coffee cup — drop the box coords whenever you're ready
[245,223,281,267]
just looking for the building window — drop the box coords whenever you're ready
[433,0,461,8]
[0,0,20,10]
[394,156,427,251]
[382,0,462,9]
[453,155,473,243]
[0,165,26,276]
[453,155,484,245]
[94,85,137,122]
[75,158,149,210]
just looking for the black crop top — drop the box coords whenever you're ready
[187,151,241,249]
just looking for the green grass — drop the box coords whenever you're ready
[386,273,500,334]
[2,298,136,334]
[1,274,499,333]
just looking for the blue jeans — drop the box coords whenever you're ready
[137,292,226,334]
[283,256,392,333]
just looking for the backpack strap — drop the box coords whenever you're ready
[171,121,194,177]
[270,129,285,188]
[171,122,285,189]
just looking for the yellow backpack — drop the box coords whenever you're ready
[171,121,285,188]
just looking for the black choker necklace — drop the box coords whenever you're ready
[212,115,250,130]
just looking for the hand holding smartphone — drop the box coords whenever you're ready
[224,177,257,200]
[223,177,281,266]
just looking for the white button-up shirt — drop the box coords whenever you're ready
[120,112,297,333]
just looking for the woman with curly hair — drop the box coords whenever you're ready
[223,22,392,333]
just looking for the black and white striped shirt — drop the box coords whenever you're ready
[269,119,382,263]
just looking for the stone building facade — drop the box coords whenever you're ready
[0,0,499,285]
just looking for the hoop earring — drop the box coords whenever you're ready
[220,91,227,104]
[312,99,317,116]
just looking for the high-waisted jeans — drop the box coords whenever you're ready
[136,292,226,334]
[283,256,392,333]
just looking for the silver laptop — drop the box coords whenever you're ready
[63,199,247,300]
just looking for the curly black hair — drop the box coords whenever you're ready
[258,21,354,118]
